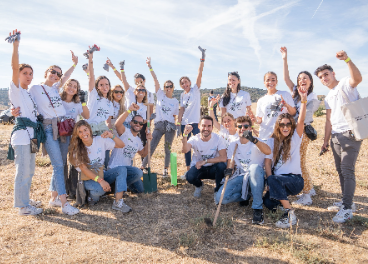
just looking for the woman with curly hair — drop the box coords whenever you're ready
[280,47,320,206]
[263,86,308,228]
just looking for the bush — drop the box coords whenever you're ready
[314,105,325,117]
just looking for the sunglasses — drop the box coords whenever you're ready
[136,88,146,92]
[279,122,292,128]
[132,120,144,126]
[49,69,63,78]
[113,90,124,94]
[237,124,250,129]
[165,85,173,89]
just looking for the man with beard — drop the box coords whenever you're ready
[108,103,152,201]
[182,115,227,198]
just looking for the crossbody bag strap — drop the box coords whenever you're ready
[272,144,283,172]
[41,85,59,119]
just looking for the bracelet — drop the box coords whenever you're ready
[94,176,99,182]
[113,68,117,71]
[97,178,103,183]
[149,68,153,72]
[82,102,87,106]
[120,69,125,72]
[209,107,213,111]
[87,73,89,76]
[111,134,116,140]
[200,59,205,62]
[73,64,76,68]
[183,134,188,137]
[127,109,132,114]
[176,122,180,125]
[344,57,351,63]
[301,100,307,104]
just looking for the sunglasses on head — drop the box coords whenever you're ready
[136,88,146,92]
[49,69,63,78]
[113,90,124,94]
[132,120,144,126]
[237,124,250,129]
[165,85,173,89]
[279,122,292,128]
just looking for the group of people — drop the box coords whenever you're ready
[8,29,363,228]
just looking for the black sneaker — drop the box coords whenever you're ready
[252,209,264,225]
[239,200,250,207]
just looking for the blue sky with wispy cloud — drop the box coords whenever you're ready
[1,0,367,96]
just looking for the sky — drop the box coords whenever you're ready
[0,0,367,97]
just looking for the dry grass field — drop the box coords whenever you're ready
[0,103,368,263]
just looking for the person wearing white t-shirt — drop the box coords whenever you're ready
[108,103,153,195]
[141,57,179,176]
[219,72,254,119]
[263,86,308,228]
[68,120,136,213]
[280,47,320,206]
[215,116,271,225]
[28,48,79,215]
[256,72,296,140]
[177,46,206,172]
[182,116,227,198]
[7,29,45,216]
[315,51,363,223]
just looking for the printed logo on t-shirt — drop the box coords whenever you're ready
[89,157,103,170]
[44,94,63,108]
[229,101,243,112]
[96,107,110,118]
[201,154,215,160]
[122,145,138,158]
[161,106,172,115]
[266,99,284,118]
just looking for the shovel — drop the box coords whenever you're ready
[143,103,157,193]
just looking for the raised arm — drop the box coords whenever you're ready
[106,57,122,82]
[196,46,206,88]
[119,60,130,91]
[146,57,160,93]
[88,52,95,92]
[208,96,220,130]
[10,29,20,87]
[280,47,295,92]
[100,130,125,148]
[335,50,362,88]
[182,124,193,153]
[296,87,307,137]
[60,50,78,88]
[115,103,139,136]
[79,91,90,119]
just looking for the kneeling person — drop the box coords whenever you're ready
[182,116,227,198]
[215,116,271,225]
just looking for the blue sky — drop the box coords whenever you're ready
[1,0,367,97]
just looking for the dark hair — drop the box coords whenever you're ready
[200,115,213,125]
[19,63,33,73]
[131,114,144,122]
[44,65,62,78]
[293,71,314,102]
[60,79,81,103]
[134,73,145,82]
[95,76,111,100]
[179,76,191,88]
[236,116,252,127]
[210,90,214,94]
[272,113,296,164]
[314,64,333,76]
[222,72,241,107]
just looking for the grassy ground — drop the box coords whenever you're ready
[0,103,368,263]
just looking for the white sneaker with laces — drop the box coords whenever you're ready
[29,199,42,207]
[332,207,353,223]
[19,205,43,216]
[275,209,297,228]
[112,199,132,213]
[193,185,204,198]
[328,200,356,212]
[49,197,62,207]
[62,202,80,215]
[309,188,316,196]
[292,193,312,206]
[180,171,187,180]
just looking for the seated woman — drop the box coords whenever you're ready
[263,86,308,228]
[68,120,134,213]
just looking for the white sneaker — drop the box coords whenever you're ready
[332,207,353,223]
[162,168,169,178]
[193,185,204,198]
[328,200,356,212]
[29,199,42,207]
[19,205,43,216]
[292,193,312,206]
[309,188,316,196]
[180,171,187,180]
[275,209,297,228]
[112,199,132,213]
[62,202,80,215]
[49,197,62,207]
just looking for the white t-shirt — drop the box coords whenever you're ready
[112,101,121,119]
[86,88,114,124]
[324,77,360,134]
[187,133,227,167]
[29,82,66,119]
[108,129,144,168]
[266,132,303,175]
[256,91,294,140]
[228,140,266,177]
[219,125,239,149]
[125,86,148,122]
[147,91,155,105]
[293,88,319,125]
[219,90,251,119]
[155,89,179,123]
[180,84,201,125]
[62,101,83,121]
[9,81,37,146]
[76,136,115,172]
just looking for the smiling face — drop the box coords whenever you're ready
[19,67,33,87]
[65,80,79,96]
[264,73,278,92]
[112,86,124,102]
[317,69,336,88]
[298,73,311,91]
[134,85,146,102]
[200,118,213,138]
[46,67,62,84]
[97,78,110,97]
[180,77,191,91]
[278,118,292,138]
[237,121,252,136]
[228,74,240,92]
[164,81,174,97]
[135,77,146,86]
[77,125,92,143]
[130,116,144,133]
[222,116,234,130]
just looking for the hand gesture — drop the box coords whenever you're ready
[119,60,125,70]
[243,130,258,144]
[99,180,111,192]
[336,50,348,61]
[10,29,21,46]
[298,86,308,102]
[82,63,89,74]
[146,57,151,68]
[101,130,114,139]
[195,160,206,170]
[146,132,153,140]
[184,124,193,135]
[71,50,78,65]
[129,103,140,112]
[11,107,21,117]
[79,90,86,103]
[209,95,220,108]
[198,46,206,60]
[106,57,114,68]
[280,46,287,59]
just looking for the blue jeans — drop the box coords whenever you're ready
[263,174,304,211]
[84,166,143,201]
[45,124,66,196]
[215,164,265,209]
[181,123,199,166]
[126,166,144,193]
[186,162,226,192]
[60,135,71,167]
[13,145,36,208]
